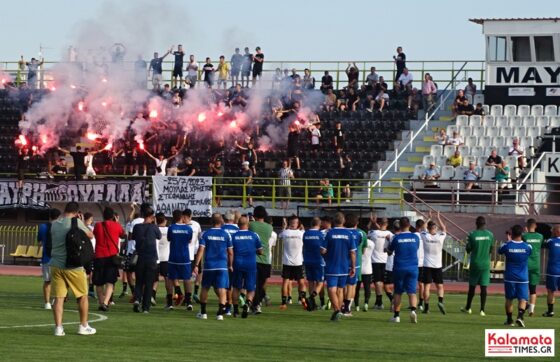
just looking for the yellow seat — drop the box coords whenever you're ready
[22,246,38,258]
[493,260,505,272]
[33,246,43,259]
[9,245,28,257]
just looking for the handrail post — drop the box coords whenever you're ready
[242,181,246,209]
[304,180,308,207]
[409,130,414,152]
[212,179,216,207]
[272,179,276,209]
[337,180,341,206]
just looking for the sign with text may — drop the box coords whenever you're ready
[0,179,145,209]
[152,176,212,217]
[485,329,554,357]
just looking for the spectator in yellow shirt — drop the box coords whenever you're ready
[447,149,462,167]
[217,55,230,89]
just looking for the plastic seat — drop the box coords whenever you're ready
[522,116,537,127]
[456,115,468,127]
[430,144,443,157]
[446,125,458,136]
[517,105,530,116]
[422,155,434,167]
[519,136,534,149]
[9,245,28,257]
[499,126,513,137]
[413,164,426,179]
[463,155,477,166]
[459,126,471,137]
[486,126,499,137]
[482,104,490,115]
[531,104,543,116]
[474,94,485,106]
[22,246,38,258]
[478,156,488,167]
[509,115,523,126]
[493,136,505,148]
[490,104,503,116]
[472,126,485,138]
[471,146,485,157]
[544,105,558,116]
[439,166,456,189]
[458,145,469,155]
[479,136,492,148]
[469,115,482,127]
[436,155,448,167]
[443,145,456,158]
[465,136,478,148]
[504,104,517,117]
[512,127,526,138]
[550,116,560,128]
[483,115,495,127]
[454,166,468,180]
[495,116,509,127]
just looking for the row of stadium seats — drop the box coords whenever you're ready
[485,104,559,117]
[456,114,560,128]
[423,154,519,171]
[450,125,544,139]
[431,144,533,159]
[412,164,509,190]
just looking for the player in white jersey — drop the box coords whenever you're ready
[367,215,394,309]
[383,220,400,311]
[154,213,169,307]
[415,219,426,311]
[183,209,202,303]
[356,233,374,311]
[278,216,308,310]
[421,213,447,315]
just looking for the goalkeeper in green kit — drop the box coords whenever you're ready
[461,216,494,316]
[522,218,544,316]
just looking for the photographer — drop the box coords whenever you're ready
[92,207,125,312]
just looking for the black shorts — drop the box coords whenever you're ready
[123,254,136,272]
[257,263,271,279]
[92,257,120,286]
[417,267,424,281]
[282,265,304,281]
[288,147,298,158]
[372,263,386,283]
[173,66,183,77]
[384,270,394,284]
[422,267,443,284]
[159,261,169,278]
[253,68,262,77]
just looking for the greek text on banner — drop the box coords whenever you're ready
[152,176,212,217]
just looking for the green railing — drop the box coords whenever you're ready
[0,59,486,91]
[0,225,38,258]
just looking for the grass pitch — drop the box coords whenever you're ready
[0,275,558,361]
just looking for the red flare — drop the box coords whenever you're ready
[1,79,5,85]
[78,101,84,112]
[139,142,145,150]
[17,134,28,146]
[149,109,158,119]
[229,120,237,129]
[86,132,100,141]
[40,134,48,144]
[104,143,112,151]
[101,101,107,107]
[217,111,224,117]
[198,112,206,122]
[50,86,56,91]
[70,84,76,89]
[32,145,37,152]
[102,78,108,83]
[294,120,301,126]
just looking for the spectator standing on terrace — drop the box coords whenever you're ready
[241,47,253,88]
[303,68,315,90]
[230,48,243,87]
[38,208,61,310]
[333,121,344,154]
[393,47,406,81]
[422,73,437,114]
[216,56,230,89]
[345,62,360,89]
[463,162,480,190]
[186,55,198,88]
[485,149,502,168]
[134,55,148,88]
[339,154,353,201]
[49,201,96,336]
[209,159,225,207]
[278,160,294,210]
[203,57,215,88]
[92,207,125,312]
[241,161,254,207]
[149,47,172,90]
[178,156,197,176]
[447,150,462,168]
[16,147,32,188]
[310,122,322,157]
[57,146,86,181]
[508,137,526,169]
[172,44,185,89]
[320,71,334,93]
[464,78,477,100]
[252,47,264,85]
[287,123,301,170]
[26,57,44,89]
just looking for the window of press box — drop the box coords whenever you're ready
[488,36,507,62]
[511,36,531,62]
[534,36,555,62]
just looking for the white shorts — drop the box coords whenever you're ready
[152,74,163,87]
[42,263,51,282]
[86,166,96,176]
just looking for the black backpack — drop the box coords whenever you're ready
[66,217,94,271]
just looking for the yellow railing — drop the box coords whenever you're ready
[0,59,486,90]
[0,225,39,257]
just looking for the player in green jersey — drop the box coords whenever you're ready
[461,216,494,316]
[522,218,544,316]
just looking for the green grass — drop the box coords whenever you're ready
[0,275,558,361]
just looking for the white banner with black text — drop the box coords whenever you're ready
[152,176,212,217]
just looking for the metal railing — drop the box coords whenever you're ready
[0,59,485,91]
[0,225,38,257]
[372,61,469,189]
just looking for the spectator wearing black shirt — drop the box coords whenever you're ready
[339,154,353,201]
[51,158,68,176]
[58,145,86,180]
[347,87,360,112]
[203,57,215,88]
[333,121,344,154]
[457,98,474,116]
[230,48,243,87]
[172,45,185,89]
[149,47,172,90]
[287,123,301,169]
[473,103,485,116]
[375,76,388,95]
[303,68,315,90]
[241,47,253,88]
[345,62,359,89]
[452,89,467,117]
[179,157,197,176]
[320,71,333,93]
[134,55,148,88]
[252,47,264,86]
[17,147,32,187]
[393,46,406,81]
[485,149,502,168]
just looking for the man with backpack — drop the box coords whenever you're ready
[49,202,96,336]
[38,208,61,310]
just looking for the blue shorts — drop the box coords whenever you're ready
[504,281,529,301]
[346,266,360,286]
[325,275,347,289]
[232,268,257,292]
[167,263,191,280]
[546,275,560,291]
[393,269,418,294]
[202,269,229,289]
[305,264,324,282]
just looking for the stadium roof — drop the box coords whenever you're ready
[470,18,560,25]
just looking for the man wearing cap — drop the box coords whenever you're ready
[420,162,440,187]
[249,206,273,313]
[241,161,254,207]
[463,161,480,190]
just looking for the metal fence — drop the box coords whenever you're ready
[0,225,38,262]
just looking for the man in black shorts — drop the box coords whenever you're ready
[241,47,253,88]
[278,216,307,310]
[287,123,301,169]
[420,215,447,315]
[252,47,264,86]
[172,45,185,89]
[367,217,394,309]
[415,219,426,311]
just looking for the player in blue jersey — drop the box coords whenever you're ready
[343,214,363,316]
[231,215,263,318]
[222,210,240,316]
[303,217,325,311]
[320,212,356,322]
[193,213,233,320]
[387,217,420,324]
[498,225,532,327]
[166,210,193,310]
[543,225,560,317]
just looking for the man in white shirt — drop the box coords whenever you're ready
[367,216,393,309]
[356,234,375,311]
[183,209,202,303]
[421,213,447,315]
[415,219,426,311]
[397,67,413,88]
[278,215,307,310]
[447,131,464,146]
[508,137,526,168]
